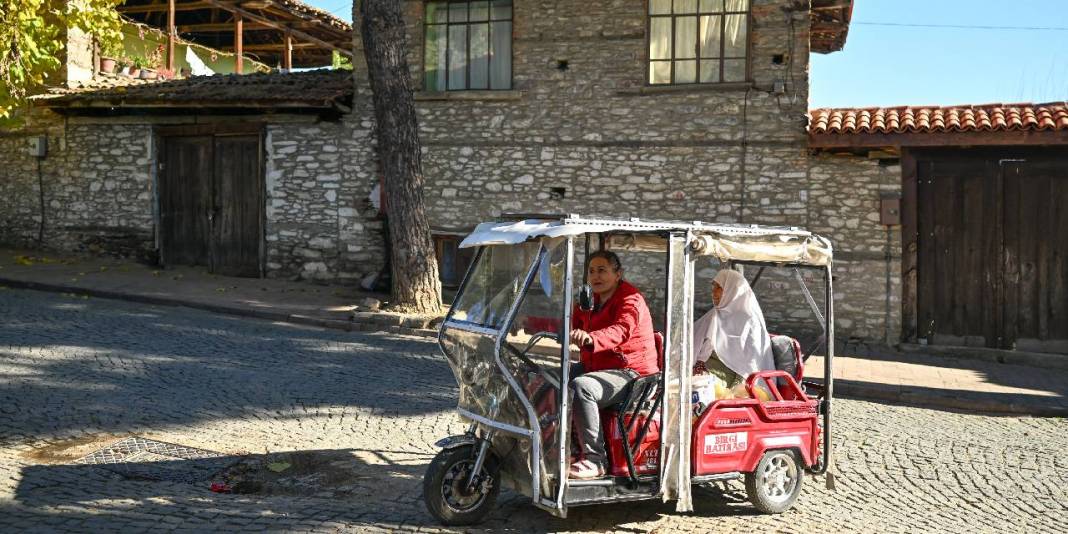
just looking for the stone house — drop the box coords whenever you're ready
[1,1,883,344]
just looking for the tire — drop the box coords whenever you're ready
[744,449,803,514]
[423,445,500,526]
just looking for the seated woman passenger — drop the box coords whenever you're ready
[568,251,658,479]
[693,269,774,386]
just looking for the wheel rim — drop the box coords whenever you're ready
[759,452,799,505]
[440,458,491,514]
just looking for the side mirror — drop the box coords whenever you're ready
[578,284,593,311]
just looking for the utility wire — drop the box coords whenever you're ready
[855,21,1068,31]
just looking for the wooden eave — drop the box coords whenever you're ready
[810,0,853,53]
[118,0,352,68]
[809,129,1068,150]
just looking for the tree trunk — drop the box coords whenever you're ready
[358,0,442,314]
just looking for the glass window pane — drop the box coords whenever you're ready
[650,17,672,60]
[675,59,697,83]
[424,24,448,91]
[490,0,512,20]
[699,59,719,82]
[470,0,489,21]
[649,61,671,84]
[649,0,671,15]
[724,14,746,57]
[725,0,748,11]
[699,15,721,57]
[426,2,448,23]
[675,16,697,59]
[448,25,468,90]
[490,20,512,89]
[723,58,745,81]
[449,1,468,22]
[674,0,697,14]
[700,0,723,12]
[470,23,489,89]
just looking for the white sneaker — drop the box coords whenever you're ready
[568,459,606,479]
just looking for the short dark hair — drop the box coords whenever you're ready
[589,250,623,272]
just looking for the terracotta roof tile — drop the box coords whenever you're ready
[809,102,1068,135]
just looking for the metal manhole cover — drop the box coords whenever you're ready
[75,437,240,484]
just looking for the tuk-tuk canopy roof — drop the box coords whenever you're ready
[459,215,833,267]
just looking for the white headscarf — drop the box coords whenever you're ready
[693,269,775,378]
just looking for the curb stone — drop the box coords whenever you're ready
[810,378,1068,418]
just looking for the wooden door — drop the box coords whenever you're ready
[160,136,212,267]
[1002,158,1068,352]
[159,128,264,277]
[916,149,1068,353]
[916,154,999,347]
[211,135,263,277]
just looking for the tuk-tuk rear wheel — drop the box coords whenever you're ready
[423,445,500,526]
[745,449,803,514]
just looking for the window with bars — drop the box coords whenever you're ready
[648,0,749,85]
[424,1,513,91]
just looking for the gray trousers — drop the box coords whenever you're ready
[568,363,637,465]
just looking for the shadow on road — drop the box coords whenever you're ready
[0,289,456,444]
[10,441,765,532]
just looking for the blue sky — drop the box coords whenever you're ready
[310,0,1068,109]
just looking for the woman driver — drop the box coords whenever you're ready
[567,250,658,479]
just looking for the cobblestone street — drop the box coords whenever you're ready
[1,288,1065,533]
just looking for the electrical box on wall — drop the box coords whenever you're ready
[27,136,47,158]
[880,193,901,226]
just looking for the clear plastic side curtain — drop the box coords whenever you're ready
[660,232,695,511]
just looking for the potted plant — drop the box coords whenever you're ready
[128,55,145,77]
[157,68,175,80]
[139,43,164,80]
[99,42,123,74]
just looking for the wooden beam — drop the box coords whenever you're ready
[234,12,243,73]
[283,31,293,71]
[202,0,353,57]
[222,42,319,51]
[117,1,213,14]
[260,4,350,38]
[167,0,176,71]
[177,22,272,32]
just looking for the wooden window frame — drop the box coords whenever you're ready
[423,0,514,92]
[433,234,475,288]
[646,0,752,86]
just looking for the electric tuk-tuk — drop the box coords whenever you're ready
[423,215,835,525]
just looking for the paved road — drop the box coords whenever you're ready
[0,288,1065,533]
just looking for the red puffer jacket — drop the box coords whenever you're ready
[571,280,659,376]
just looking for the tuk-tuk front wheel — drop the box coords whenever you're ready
[423,445,500,525]
[745,449,803,514]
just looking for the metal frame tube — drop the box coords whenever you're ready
[821,264,834,473]
[554,237,575,514]
[492,244,549,506]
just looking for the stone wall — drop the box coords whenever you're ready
[345,0,832,338]
[808,153,903,344]
[264,117,384,284]
[0,112,155,259]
